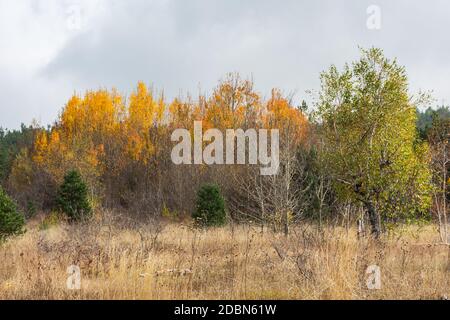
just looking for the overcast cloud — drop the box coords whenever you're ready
[1,0,449,129]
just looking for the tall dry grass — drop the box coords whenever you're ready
[0,211,448,300]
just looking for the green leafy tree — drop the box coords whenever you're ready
[57,170,92,221]
[316,48,432,237]
[193,184,227,227]
[0,186,25,240]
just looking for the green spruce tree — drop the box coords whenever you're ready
[0,186,25,240]
[193,184,227,227]
[57,170,92,221]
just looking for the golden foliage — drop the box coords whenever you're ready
[29,76,309,198]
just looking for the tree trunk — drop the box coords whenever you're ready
[283,210,289,236]
[365,201,380,238]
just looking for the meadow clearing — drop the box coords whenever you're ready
[0,211,448,300]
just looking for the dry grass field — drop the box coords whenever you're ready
[0,211,448,300]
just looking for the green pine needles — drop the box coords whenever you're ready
[0,186,25,241]
[193,184,227,227]
[57,170,92,221]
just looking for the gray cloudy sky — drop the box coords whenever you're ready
[1,0,449,129]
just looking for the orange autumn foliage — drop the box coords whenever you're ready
[31,76,309,200]
[264,89,309,146]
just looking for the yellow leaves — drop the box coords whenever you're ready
[60,95,82,137]
[32,89,125,189]
[126,82,165,164]
[33,82,168,183]
[129,82,155,129]
[31,77,310,192]
[49,130,60,145]
[169,98,192,128]
[83,89,121,135]
[33,130,48,164]
[265,89,309,146]
[205,73,262,130]
[155,95,166,123]
[127,132,146,162]
[60,90,123,141]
